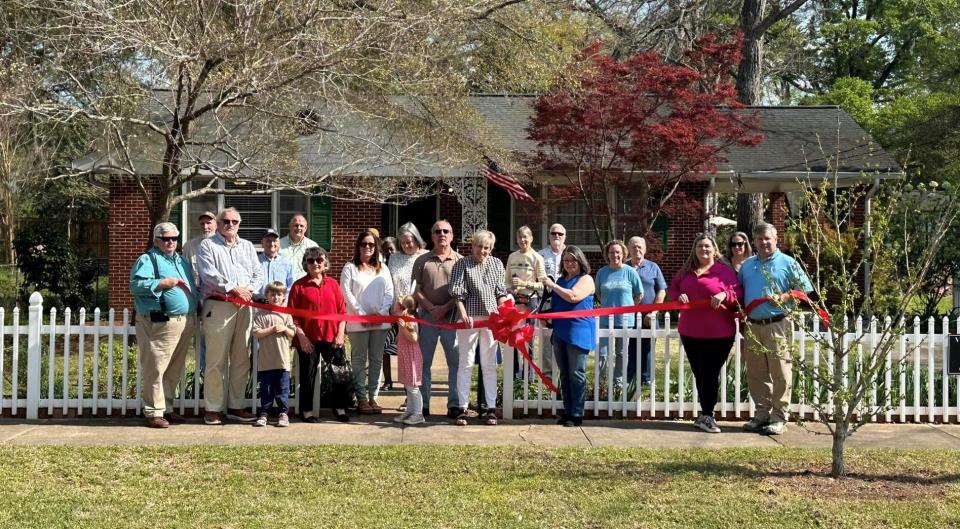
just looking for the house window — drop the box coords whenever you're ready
[550,198,602,247]
[178,179,319,247]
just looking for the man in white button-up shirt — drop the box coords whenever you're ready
[196,207,263,425]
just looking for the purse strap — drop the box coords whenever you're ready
[148,252,169,315]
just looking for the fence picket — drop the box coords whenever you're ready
[0,307,5,414]
[77,309,86,417]
[63,308,72,416]
[47,307,57,416]
[92,308,101,413]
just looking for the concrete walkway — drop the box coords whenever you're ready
[2,415,960,449]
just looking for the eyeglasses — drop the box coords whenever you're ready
[550,232,565,237]
[305,257,325,265]
[729,242,746,248]
[359,242,376,249]
[433,229,451,235]
[220,219,240,225]
[157,236,178,243]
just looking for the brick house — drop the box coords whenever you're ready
[91,95,901,309]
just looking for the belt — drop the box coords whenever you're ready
[167,314,189,320]
[747,314,786,325]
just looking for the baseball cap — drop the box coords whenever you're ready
[263,228,280,238]
[198,211,216,221]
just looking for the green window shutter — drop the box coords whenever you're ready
[652,215,669,252]
[169,205,183,244]
[309,196,333,250]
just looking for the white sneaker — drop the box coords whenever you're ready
[402,414,426,425]
[254,414,268,427]
[276,413,290,427]
[696,415,721,434]
[693,414,706,428]
[392,412,411,424]
[764,421,787,435]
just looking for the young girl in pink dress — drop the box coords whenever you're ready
[392,295,425,425]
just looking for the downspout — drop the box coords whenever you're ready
[705,177,716,233]
[863,176,881,303]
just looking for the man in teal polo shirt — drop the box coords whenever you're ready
[738,222,814,435]
[129,222,198,428]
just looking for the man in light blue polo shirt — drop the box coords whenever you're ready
[738,222,814,436]
[129,222,198,428]
[258,228,294,301]
[627,236,667,385]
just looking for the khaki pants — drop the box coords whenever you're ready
[744,318,793,422]
[135,313,195,418]
[202,299,253,412]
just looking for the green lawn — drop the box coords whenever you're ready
[0,446,957,528]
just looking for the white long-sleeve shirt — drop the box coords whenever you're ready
[340,262,394,332]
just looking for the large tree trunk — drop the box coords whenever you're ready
[736,0,767,233]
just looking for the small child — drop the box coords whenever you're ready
[252,281,296,427]
[391,295,425,425]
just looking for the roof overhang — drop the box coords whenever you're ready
[709,170,904,193]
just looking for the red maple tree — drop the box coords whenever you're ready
[526,33,763,249]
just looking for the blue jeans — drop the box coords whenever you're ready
[258,369,290,414]
[417,308,459,412]
[552,335,588,418]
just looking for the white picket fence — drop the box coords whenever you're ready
[502,313,960,423]
[1,292,959,422]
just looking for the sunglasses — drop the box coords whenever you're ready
[729,242,746,248]
[433,229,451,235]
[359,242,377,249]
[305,257,325,265]
[220,219,240,225]
[157,236,178,243]
[550,232,565,237]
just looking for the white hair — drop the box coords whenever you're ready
[153,222,179,238]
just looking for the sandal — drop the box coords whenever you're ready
[455,413,468,426]
[484,411,497,426]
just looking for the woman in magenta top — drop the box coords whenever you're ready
[669,233,742,434]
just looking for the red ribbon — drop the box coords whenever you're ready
[210,289,828,391]
[741,289,830,328]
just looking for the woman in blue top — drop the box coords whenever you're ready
[595,240,643,386]
[542,246,595,427]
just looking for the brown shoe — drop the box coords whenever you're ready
[226,408,257,422]
[203,411,223,425]
[368,399,383,413]
[356,400,374,414]
[146,416,170,429]
[164,412,186,424]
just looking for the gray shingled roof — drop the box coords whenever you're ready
[469,94,903,192]
[76,92,902,193]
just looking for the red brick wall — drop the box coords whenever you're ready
[768,192,789,250]
[330,200,384,277]
[108,177,158,310]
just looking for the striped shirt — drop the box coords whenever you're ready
[449,256,508,317]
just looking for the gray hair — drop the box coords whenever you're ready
[153,222,179,238]
[397,222,425,249]
[627,236,645,247]
[548,223,566,234]
[217,207,241,223]
[753,222,777,238]
[472,229,496,248]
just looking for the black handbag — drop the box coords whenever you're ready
[322,346,353,385]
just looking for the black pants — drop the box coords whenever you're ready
[297,341,333,416]
[680,335,735,417]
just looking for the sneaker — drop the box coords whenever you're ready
[203,411,223,425]
[403,414,426,425]
[227,408,257,422]
[742,417,769,432]
[763,421,787,435]
[696,415,721,434]
[693,414,706,429]
[254,414,268,427]
[392,412,411,424]
[276,413,290,427]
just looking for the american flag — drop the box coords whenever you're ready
[480,158,534,202]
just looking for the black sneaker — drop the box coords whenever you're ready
[446,408,464,419]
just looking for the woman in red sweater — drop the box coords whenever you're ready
[288,246,348,422]
[669,234,742,434]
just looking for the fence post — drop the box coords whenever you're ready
[503,345,514,420]
[26,292,43,420]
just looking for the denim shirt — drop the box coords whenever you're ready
[258,253,294,297]
[129,247,197,315]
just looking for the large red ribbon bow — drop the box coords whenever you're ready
[487,300,557,392]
